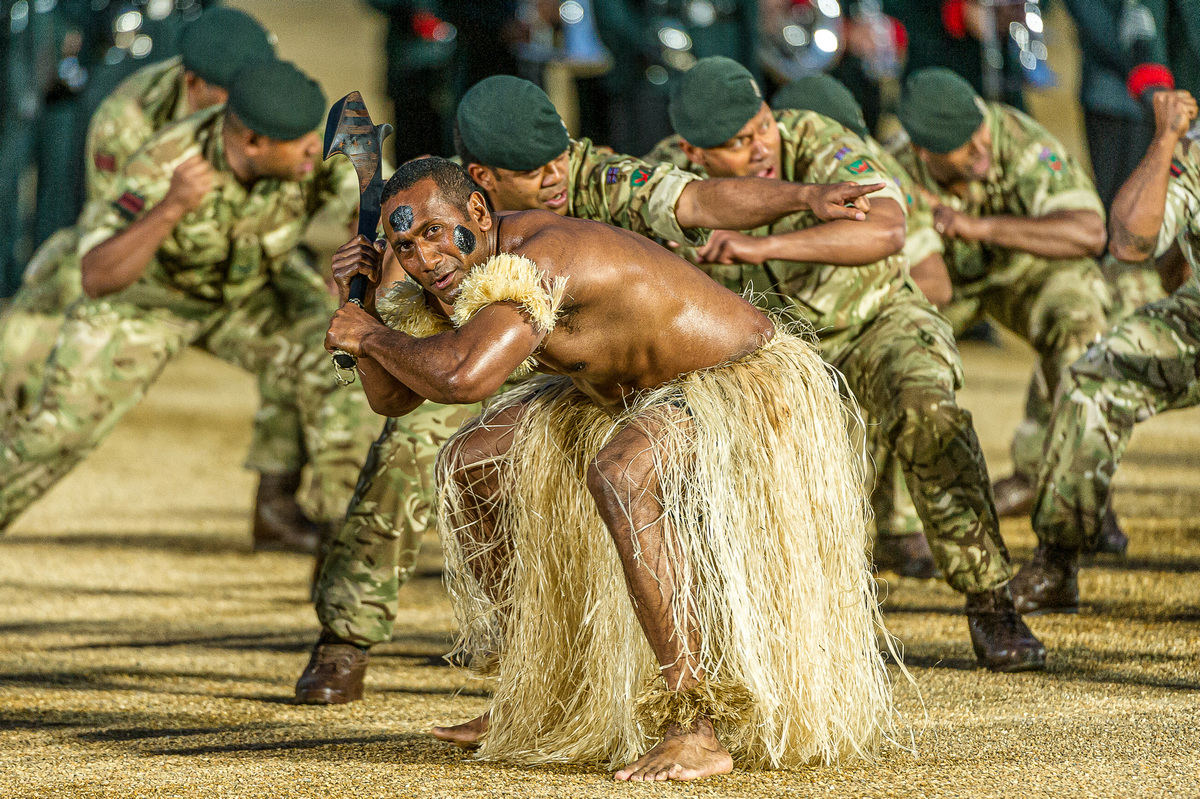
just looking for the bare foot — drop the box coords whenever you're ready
[431,712,489,749]
[613,718,733,781]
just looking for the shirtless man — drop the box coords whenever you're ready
[324,157,892,780]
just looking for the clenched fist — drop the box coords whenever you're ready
[162,154,215,216]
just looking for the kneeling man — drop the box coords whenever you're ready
[325,157,896,780]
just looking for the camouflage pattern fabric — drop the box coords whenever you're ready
[1033,139,1200,549]
[647,112,1012,593]
[0,107,376,531]
[313,137,729,645]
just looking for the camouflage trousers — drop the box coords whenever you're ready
[822,286,1012,593]
[0,229,317,476]
[315,402,480,646]
[1032,280,1200,550]
[0,276,379,531]
[876,254,1113,539]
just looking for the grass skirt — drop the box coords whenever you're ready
[436,331,897,769]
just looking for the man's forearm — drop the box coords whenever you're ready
[80,201,185,298]
[759,217,903,266]
[973,210,1107,259]
[675,178,814,230]
[1109,137,1176,262]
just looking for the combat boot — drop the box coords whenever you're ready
[873,532,940,579]
[965,585,1047,672]
[1009,544,1080,614]
[992,473,1035,518]
[1087,502,1128,556]
[295,637,369,704]
[252,471,322,555]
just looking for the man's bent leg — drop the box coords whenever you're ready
[0,301,195,530]
[588,409,733,781]
[835,292,1044,672]
[1012,286,1200,613]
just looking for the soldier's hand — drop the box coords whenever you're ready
[697,230,771,265]
[331,235,387,314]
[933,204,986,241]
[806,181,884,222]
[1152,90,1198,143]
[162,154,214,216]
[325,302,383,359]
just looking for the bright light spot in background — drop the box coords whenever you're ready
[646,65,669,85]
[783,24,808,47]
[131,34,152,57]
[1026,10,1044,34]
[115,9,142,33]
[559,1,584,25]
[658,26,691,51]
[814,28,839,53]
[817,0,841,17]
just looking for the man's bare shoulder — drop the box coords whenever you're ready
[498,210,604,262]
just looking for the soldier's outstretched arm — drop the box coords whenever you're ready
[934,206,1107,260]
[674,177,884,229]
[80,155,214,298]
[696,197,906,266]
[1110,90,1198,262]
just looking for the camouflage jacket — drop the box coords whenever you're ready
[1158,138,1200,292]
[85,57,191,203]
[77,106,359,315]
[563,137,707,245]
[891,101,1105,285]
[647,109,911,335]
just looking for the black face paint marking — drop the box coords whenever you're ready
[453,224,476,255]
[390,205,413,233]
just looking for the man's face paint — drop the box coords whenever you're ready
[390,204,414,233]
[453,224,476,255]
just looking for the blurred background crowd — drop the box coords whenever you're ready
[2,0,1198,298]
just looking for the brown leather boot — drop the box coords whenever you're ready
[1087,503,1128,556]
[295,639,369,704]
[873,533,940,579]
[992,473,1035,518]
[253,472,321,555]
[1009,544,1080,615]
[966,585,1047,672]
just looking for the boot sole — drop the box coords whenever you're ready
[987,658,1047,673]
[294,686,363,705]
[1018,605,1079,617]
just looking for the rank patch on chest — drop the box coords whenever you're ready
[1171,159,1185,177]
[93,152,117,173]
[834,146,851,161]
[846,158,872,174]
[630,166,653,186]
[114,191,145,220]
[605,166,620,184]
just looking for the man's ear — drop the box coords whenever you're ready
[467,163,496,192]
[468,191,492,231]
[679,140,706,169]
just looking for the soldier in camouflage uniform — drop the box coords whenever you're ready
[0,10,356,552]
[0,61,377,538]
[881,67,1112,533]
[770,74,951,578]
[1010,89,1200,614]
[295,74,889,703]
[644,58,1044,672]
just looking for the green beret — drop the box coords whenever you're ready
[180,8,275,89]
[898,68,985,154]
[771,74,868,139]
[456,76,570,171]
[227,59,326,141]
[669,57,763,149]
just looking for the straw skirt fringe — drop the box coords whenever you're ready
[436,331,897,769]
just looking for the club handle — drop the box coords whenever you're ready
[332,274,370,374]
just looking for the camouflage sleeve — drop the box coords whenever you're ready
[84,93,157,204]
[1157,142,1200,259]
[803,139,907,210]
[306,155,361,230]
[1002,107,1105,219]
[571,141,706,245]
[870,139,944,266]
[76,135,200,258]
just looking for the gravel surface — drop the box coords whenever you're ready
[3,338,1198,798]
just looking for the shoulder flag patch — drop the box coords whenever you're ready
[834,146,851,161]
[93,152,117,173]
[605,166,620,184]
[630,165,653,186]
[1039,146,1063,172]
[846,158,873,174]
[1170,159,1185,177]
[114,191,145,220]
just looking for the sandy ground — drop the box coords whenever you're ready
[2,332,1199,799]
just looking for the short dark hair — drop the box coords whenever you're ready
[381,156,485,212]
